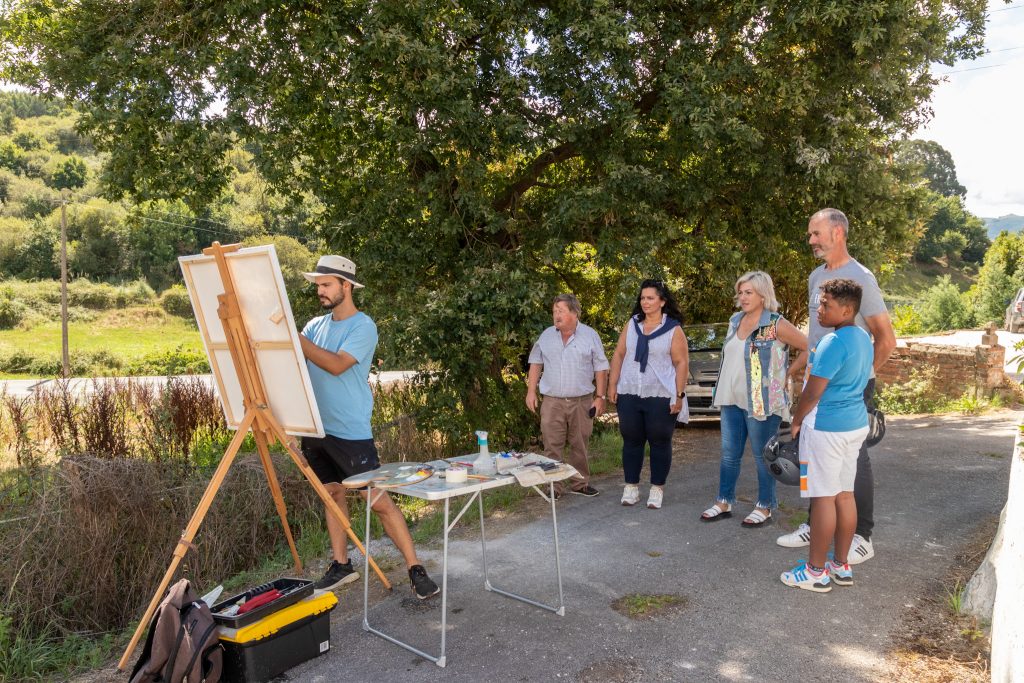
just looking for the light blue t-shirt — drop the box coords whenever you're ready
[808,325,873,432]
[302,311,378,440]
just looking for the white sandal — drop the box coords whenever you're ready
[700,501,732,522]
[741,508,772,528]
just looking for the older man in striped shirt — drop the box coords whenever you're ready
[526,294,610,497]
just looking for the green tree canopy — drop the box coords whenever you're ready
[914,192,989,264]
[897,139,967,199]
[969,231,1024,324]
[1,0,988,439]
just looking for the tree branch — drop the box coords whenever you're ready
[491,87,663,215]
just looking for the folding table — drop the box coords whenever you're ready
[344,456,573,667]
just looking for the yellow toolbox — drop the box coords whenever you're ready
[218,590,337,683]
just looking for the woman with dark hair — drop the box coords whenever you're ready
[608,279,689,509]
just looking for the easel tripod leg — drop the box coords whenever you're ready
[117,409,256,671]
[252,428,302,573]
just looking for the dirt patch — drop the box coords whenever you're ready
[884,515,997,682]
[610,593,689,621]
[576,655,645,682]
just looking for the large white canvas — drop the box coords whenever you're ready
[179,245,324,438]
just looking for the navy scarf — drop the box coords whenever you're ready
[632,315,680,373]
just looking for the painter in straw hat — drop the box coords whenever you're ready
[302,255,365,289]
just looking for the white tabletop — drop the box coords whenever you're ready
[347,454,574,501]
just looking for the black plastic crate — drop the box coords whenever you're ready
[211,578,313,628]
[220,609,332,683]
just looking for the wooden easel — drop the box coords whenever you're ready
[117,242,392,671]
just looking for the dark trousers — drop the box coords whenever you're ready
[617,394,677,486]
[808,379,875,539]
[853,379,876,539]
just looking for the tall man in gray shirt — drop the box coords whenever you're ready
[778,208,897,564]
[526,294,610,497]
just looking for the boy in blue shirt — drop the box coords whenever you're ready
[782,278,874,592]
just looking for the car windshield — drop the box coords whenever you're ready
[684,323,730,352]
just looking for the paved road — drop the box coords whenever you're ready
[284,410,1019,683]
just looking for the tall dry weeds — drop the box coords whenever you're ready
[79,379,132,458]
[35,380,82,455]
[137,377,224,462]
[2,394,39,469]
[2,453,321,639]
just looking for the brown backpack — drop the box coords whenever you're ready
[130,578,223,683]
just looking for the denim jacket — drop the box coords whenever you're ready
[714,309,791,420]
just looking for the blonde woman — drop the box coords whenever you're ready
[701,271,807,527]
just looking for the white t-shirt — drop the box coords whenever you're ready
[713,333,748,410]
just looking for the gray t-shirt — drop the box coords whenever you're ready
[807,258,887,350]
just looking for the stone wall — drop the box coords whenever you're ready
[876,339,1005,398]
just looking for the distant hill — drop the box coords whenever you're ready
[984,214,1024,239]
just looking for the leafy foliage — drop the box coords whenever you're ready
[157,284,194,318]
[897,139,967,199]
[967,231,1024,324]
[914,191,989,265]
[917,276,974,332]
[891,303,925,336]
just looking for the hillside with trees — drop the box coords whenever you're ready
[984,214,1024,238]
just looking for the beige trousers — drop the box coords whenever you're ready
[540,393,594,494]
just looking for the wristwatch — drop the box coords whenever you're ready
[597,395,607,400]
[676,391,686,399]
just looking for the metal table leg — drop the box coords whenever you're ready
[479,481,566,615]
[361,486,481,668]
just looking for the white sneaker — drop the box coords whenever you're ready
[647,486,663,509]
[621,484,640,506]
[776,523,811,548]
[847,534,874,565]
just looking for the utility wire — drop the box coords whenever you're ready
[938,62,1014,74]
[15,192,316,243]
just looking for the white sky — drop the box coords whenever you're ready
[916,1,1024,218]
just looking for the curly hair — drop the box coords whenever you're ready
[631,279,684,323]
[819,277,863,314]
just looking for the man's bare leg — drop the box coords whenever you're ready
[324,483,351,563]
[359,488,420,568]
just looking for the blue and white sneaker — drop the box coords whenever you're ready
[781,561,832,593]
[826,559,853,586]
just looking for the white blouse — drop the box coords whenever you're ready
[616,315,676,399]
[713,333,748,410]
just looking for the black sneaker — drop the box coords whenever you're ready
[315,560,359,590]
[408,564,440,600]
[570,485,600,497]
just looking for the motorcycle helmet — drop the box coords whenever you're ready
[865,408,886,448]
[763,432,801,487]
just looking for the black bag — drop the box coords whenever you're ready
[130,578,223,683]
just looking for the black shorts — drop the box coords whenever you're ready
[301,435,380,485]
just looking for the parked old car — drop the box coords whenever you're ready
[1006,287,1024,333]
[682,323,730,415]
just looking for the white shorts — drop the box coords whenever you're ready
[799,424,869,498]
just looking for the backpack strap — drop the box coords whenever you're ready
[161,609,189,682]
[182,620,220,680]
